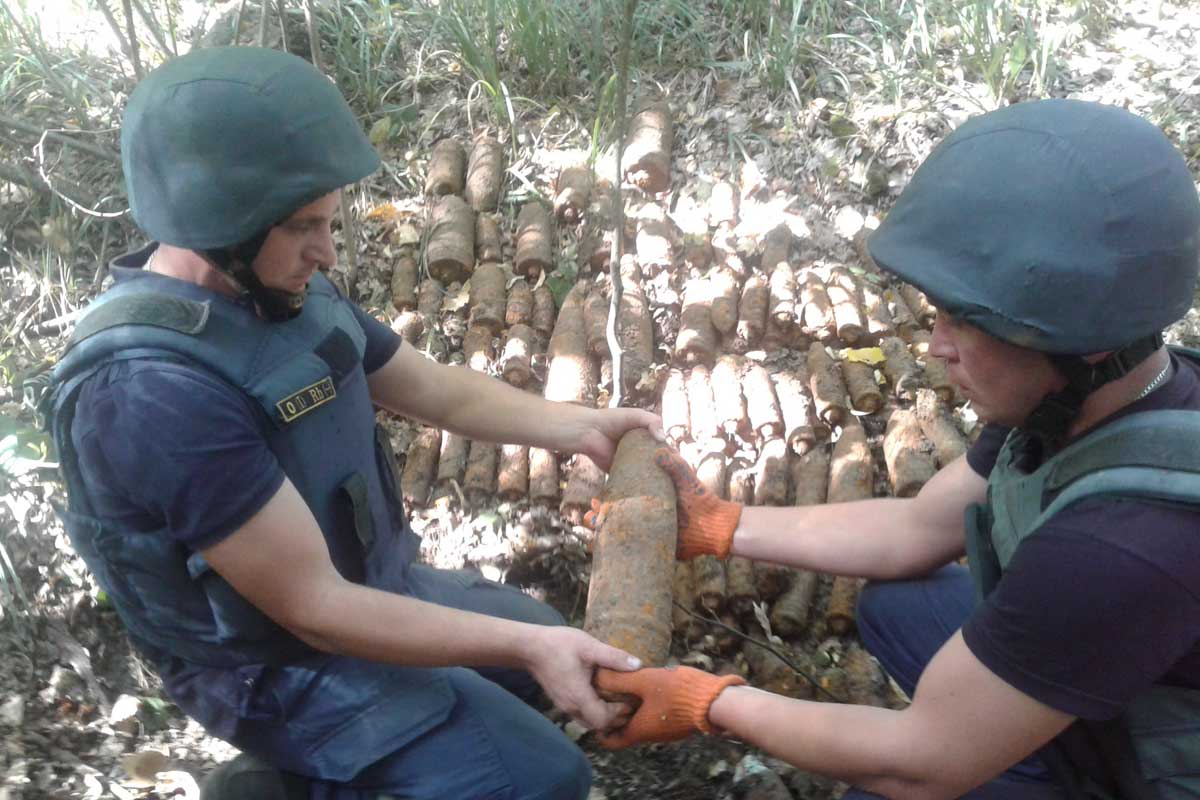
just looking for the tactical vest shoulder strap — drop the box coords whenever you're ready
[68,292,209,347]
[1029,410,1200,532]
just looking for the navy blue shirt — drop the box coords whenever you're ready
[71,246,402,553]
[962,351,1200,719]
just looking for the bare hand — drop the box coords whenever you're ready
[524,626,642,730]
[577,408,664,472]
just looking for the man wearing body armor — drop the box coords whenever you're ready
[45,47,659,800]
[588,100,1200,799]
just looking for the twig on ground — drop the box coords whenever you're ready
[129,0,175,59]
[35,132,126,218]
[604,0,639,408]
[275,0,290,53]
[120,0,144,79]
[0,115,120,164]
[257,0,270,46]
[675,601,846,703]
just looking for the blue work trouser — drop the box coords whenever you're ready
[244,565,590,800]
[841,564,1065,800]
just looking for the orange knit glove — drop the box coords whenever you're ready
[653,448,742,560]
[594,666,746,749]
[582,449,742,560]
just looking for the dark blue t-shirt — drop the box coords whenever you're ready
[70,248,402,553]
[962,351,1200,720]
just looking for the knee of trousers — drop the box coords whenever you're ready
[513,737,591,800]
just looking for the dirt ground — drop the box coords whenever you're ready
[2,1,1200,798]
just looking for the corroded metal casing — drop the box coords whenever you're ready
[583,430,676,667]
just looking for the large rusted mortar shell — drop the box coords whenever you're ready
[584,429,677,667]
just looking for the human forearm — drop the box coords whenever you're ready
[708,687,950,799]
[433,363,596,451]
[732,498,960,580]
[292,577,538,668]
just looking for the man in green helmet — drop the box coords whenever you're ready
[44,47,659,800]
[589,99,1200,799]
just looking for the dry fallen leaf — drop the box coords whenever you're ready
[120,749,168,787]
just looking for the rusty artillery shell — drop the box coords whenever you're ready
[636,214,676,272]
[427,195,475,285]
[743,640,813,699]
[826,576,864,635]
[753,438,791,507]
[743,363,784,444]
[506,279,533,327]
[417,276,443,320]
[693,447,729,498]
[425,137,466,196]
[469,261,507,334]
[769,263,798,326]
[616,270,655,394]
[463,441,498,503]
[790,444,830,507]
[843,643,887,707]
[623,101,673,194]
[860,279,893,344]
[581,180,617,272]
[675,279,718,367]
[661,368,691,444]
[554,166,592,223]
[584,430,677,666]
[545,280,597,406]
[914,388,966,467]
[711,355,751,442]
[532,285,556,337]
[692,555,727,613]
[770,570,819,638]
[500,323,535,387]
[726,555,759,617]
[884,408,937,498]
[842,359,883,414]
[726,456,756,505]
[709,267,741,335]
[880,335,921,401]
[561,456,606,525]
[528,447,559,506]
[754,562,792,602]
[497,443,529,500]
[708,180,738,227]
[685,366,723,451]
[436,429,469,487]
[401,426,440,507]
[673,562,705,642]
[391,311,425,344]
[390,254,419,311]
[807,343,849,428]
[898,283,936,327]
[828,418,873,503]
[475,214,503,263]
[888,288,920,341]
[799,271,836,342]
[910,331,957,405]
[514,202,554,280]
[583,280,611,358]
[462,325,494,372]
[771,369,818,456]
[735,273,769,351]
[827,267,865,344]
[465,135,504,212]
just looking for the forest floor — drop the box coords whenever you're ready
[2,1,1199,798]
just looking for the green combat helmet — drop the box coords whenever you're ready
[121,46,381,321]
[869,99,1200,446]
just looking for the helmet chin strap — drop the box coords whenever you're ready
[1022,334,1163,451]
[201,229,306,322]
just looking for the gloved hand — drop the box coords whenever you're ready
[593,666,747,749]
[583,448,743,560]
